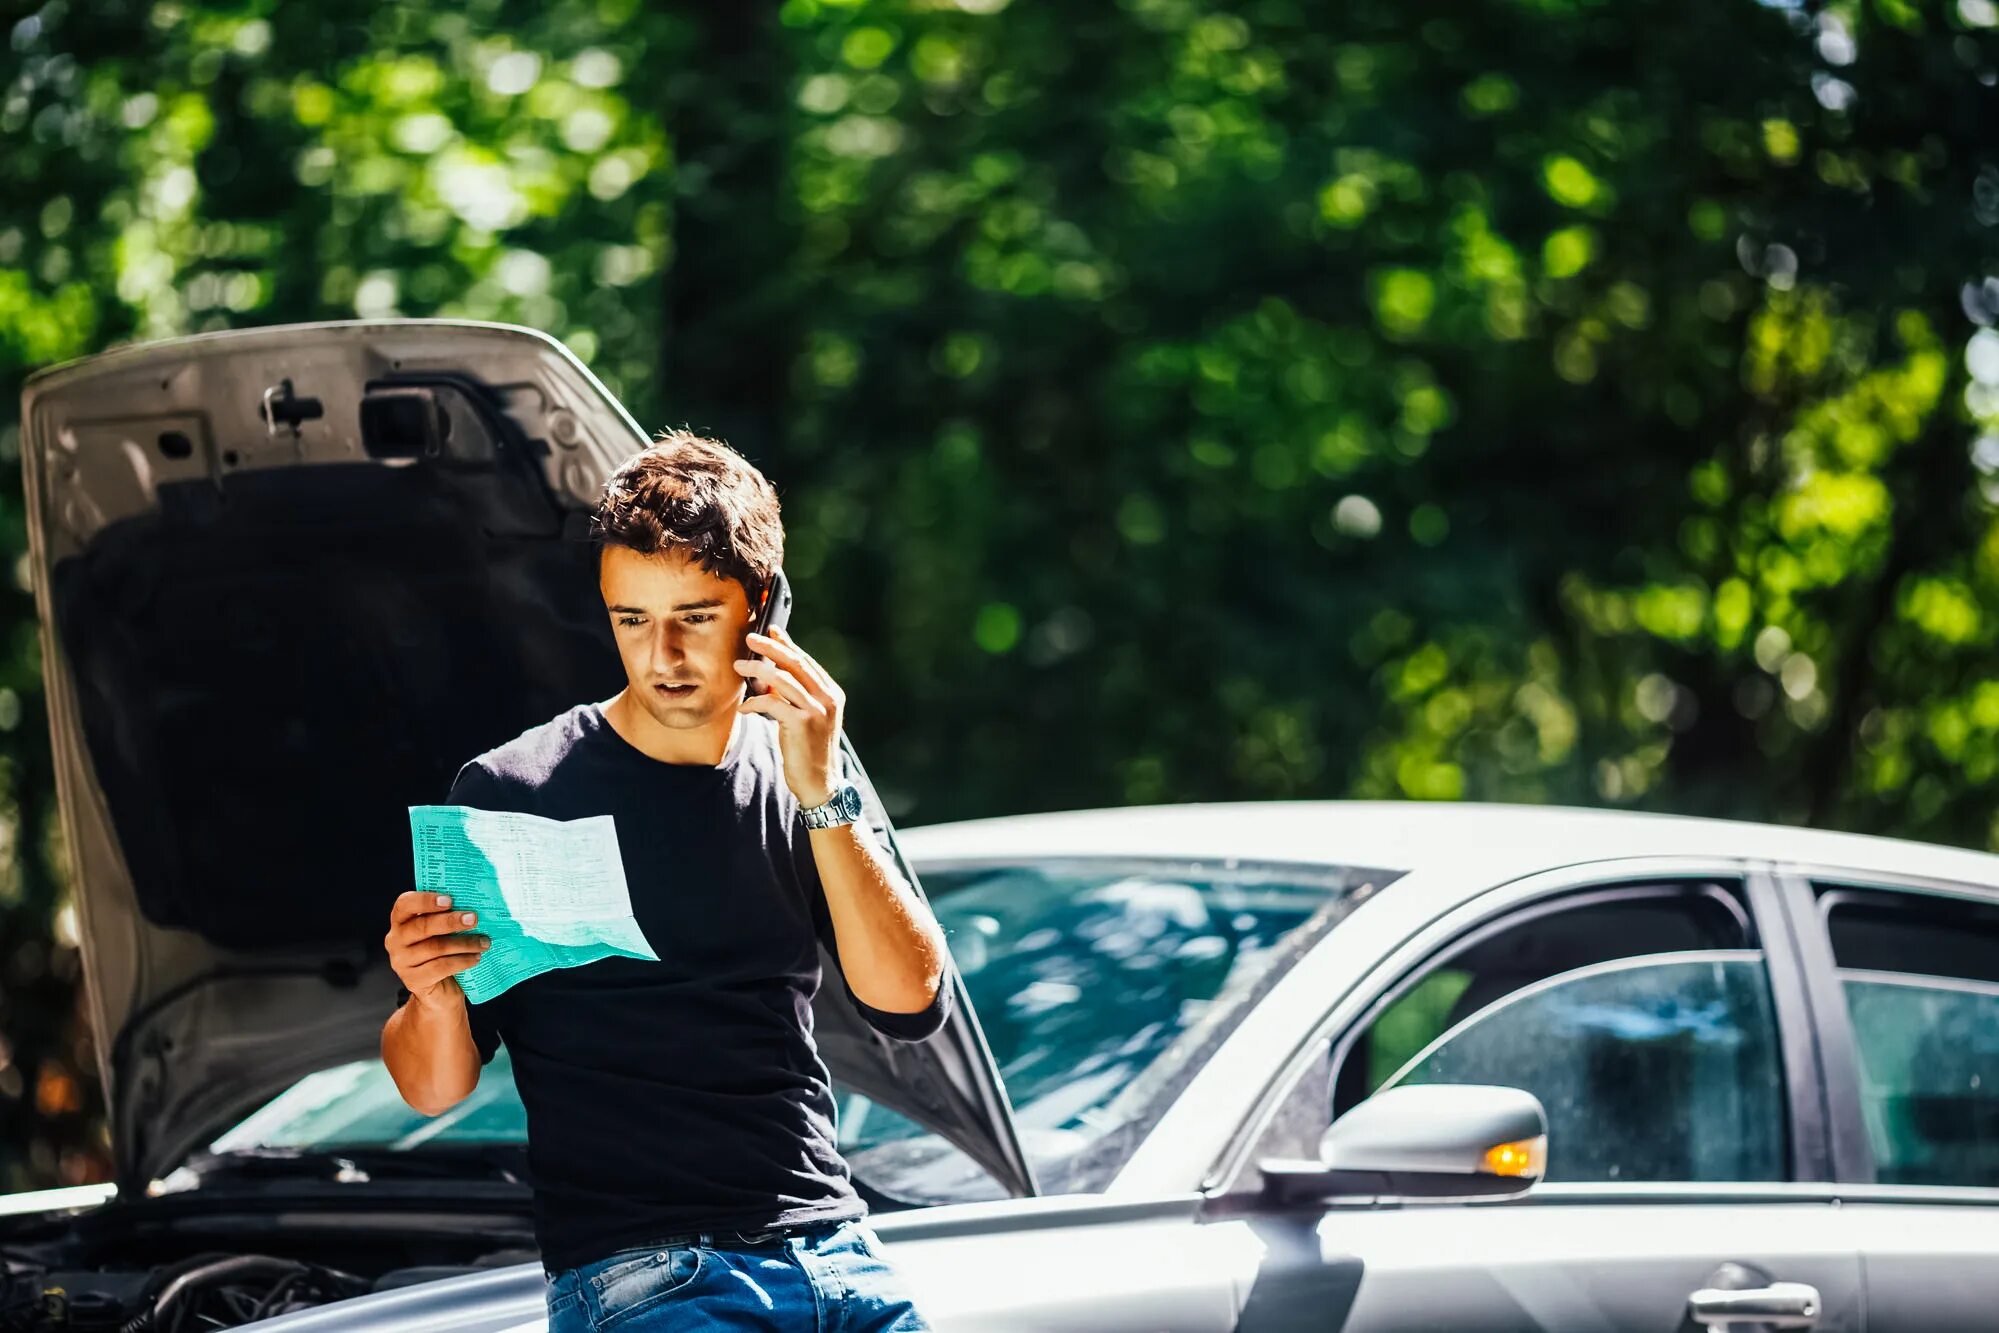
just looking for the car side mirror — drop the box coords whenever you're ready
[1258,1084,1548,1206]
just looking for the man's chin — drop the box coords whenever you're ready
[639,689,714,727]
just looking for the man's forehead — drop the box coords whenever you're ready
[598,546,742,604]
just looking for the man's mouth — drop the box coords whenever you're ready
[655,682,698,698]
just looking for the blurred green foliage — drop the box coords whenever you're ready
[0,0,1996,1189]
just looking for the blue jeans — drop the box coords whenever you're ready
[543,1217,932,1331]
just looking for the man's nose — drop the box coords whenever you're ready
[650,623,685,662]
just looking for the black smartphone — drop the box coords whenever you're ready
[744,569,793,697]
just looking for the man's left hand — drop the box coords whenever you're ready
[735,624,843,808]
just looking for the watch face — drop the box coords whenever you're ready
[837,784,864,819]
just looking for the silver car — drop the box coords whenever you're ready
[7,322,1997,1331]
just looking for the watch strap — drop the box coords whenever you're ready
[800,782,861,829]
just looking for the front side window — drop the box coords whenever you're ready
[1252,881,1790,1186]
[1386,953,1785,1182]
[1820,886,1999,1187]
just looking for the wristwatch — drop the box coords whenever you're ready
[800,781,865,830]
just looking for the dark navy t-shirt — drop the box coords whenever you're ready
[393,700,950,1273]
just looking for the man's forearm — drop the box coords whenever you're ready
[382,990,483,1115]
[810,821,947,1013]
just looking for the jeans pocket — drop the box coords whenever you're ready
[587,1246,705,1329]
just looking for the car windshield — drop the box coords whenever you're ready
[197,856,1399,1201]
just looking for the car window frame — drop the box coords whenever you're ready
[1199,857,1832,1205]
[1774,862,1999,1199]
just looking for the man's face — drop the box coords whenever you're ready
[598,545,756,732]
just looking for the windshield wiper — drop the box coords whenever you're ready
[170,1145,529,1188]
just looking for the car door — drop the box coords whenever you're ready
[1207,862,1863,1332]
[1772,865,1999,1330]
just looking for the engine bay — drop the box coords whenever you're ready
[0,1185,538,1331]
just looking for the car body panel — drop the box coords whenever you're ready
[1301,1196,1862,1332]
[1837,1194,1999,1327]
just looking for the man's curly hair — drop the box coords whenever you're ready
[588,429,784,607]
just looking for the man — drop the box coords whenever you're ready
[380,430,946,1331]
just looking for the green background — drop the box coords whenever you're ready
[1,0,1996,1190]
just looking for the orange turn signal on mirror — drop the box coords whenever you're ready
[1480,1135,1546,1178]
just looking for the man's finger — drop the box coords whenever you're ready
[763,626,834,690]
[736,654,823,709]
[392,890,454,924]
[746,630,827,689]
[762,627,843,705]
[735,659,824,714]
[738,694,809,726]
[395,906,482,944]
[406,933,489,963]
[405,954,485,986]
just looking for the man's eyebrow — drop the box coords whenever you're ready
[607,600,725,614]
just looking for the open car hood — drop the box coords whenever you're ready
[17,319,1034,1201]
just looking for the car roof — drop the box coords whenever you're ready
[897,799,1999,891]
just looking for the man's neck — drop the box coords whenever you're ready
[602,689,740,766]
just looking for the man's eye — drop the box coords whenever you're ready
[686,614,714,625]
[617,616,643,627]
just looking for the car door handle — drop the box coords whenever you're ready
[1687,1281,1821,1328]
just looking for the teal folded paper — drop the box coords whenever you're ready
[407,804,658,1003]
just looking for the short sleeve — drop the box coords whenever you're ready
[801,751,955,1043]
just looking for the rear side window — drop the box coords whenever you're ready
[1819,886,1999,1188]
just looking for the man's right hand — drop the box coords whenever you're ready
[386,890,491,1009]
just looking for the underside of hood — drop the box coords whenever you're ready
[17,320,1031,1201]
